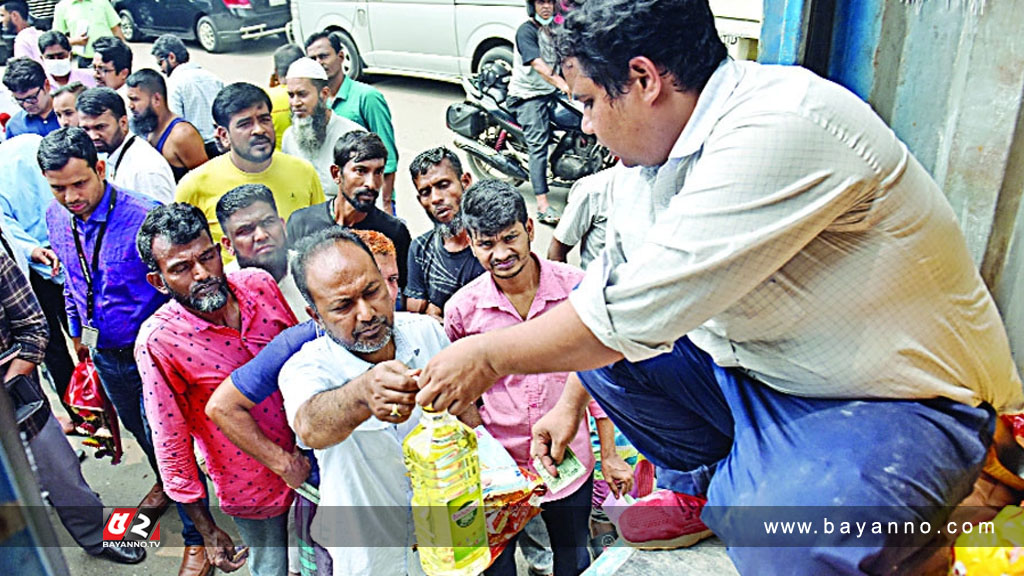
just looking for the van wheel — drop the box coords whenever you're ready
[333,30,363,81]
[477,45,513,74]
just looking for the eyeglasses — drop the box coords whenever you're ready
[13,87,42,105]
[93,65,117,75]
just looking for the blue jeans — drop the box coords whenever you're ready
[578,337,995,575]
[233,512,290,576]
[485,476,593,576]
[91,347,208,547]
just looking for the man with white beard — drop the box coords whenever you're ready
[280,57,364,199]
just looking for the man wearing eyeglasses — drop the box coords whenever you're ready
[2,58,60,139]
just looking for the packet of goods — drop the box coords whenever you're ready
[474,427,544,565]
[950,505,1024,575]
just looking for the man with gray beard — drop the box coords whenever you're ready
[280,57,364,199]
[405,147,485,322]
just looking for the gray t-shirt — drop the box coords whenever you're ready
[509,20,558,100]
[281,113,365,198]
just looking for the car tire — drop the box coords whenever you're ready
[333,30,363,81]
[196,15,236,53]
[477,45,513,74]
[119,9,144,42]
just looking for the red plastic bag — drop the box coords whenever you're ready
[64,359,123,464]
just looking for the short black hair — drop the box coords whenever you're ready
[93,36,133,74]
[461,179,528,238]
[38,29,72,54]
[3,1,29,20]
[333,131,387,169]
[216,184,279,230]
[76,86,126,120]
[211,82,273,128]
[2,57,46,93]
[52,81,86,100]
[290,226,375,309]
[136,203,212,272]
[408,147,464,182]
[556,0,726,98]
[304,30,341,53]
[151,34,190,64]
[273,44,306,79]
[126,68,167,99]
[37,126,98,172]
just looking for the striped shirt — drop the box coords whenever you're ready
[166,62,224,142]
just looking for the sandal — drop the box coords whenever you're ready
[536,207,561,226]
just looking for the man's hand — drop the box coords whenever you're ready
[275,449,311,490]
[70,33,88,46]
[71,336,89,363]
[416,336,499,416]
[601,452,635,498]
[425,303,444,324]
[530,402,583,477]
[202,525,246,572]
[30,247,61,276]
[360,360,419,423]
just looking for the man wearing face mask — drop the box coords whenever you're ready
[509,0,572,226]
[285,130,411,291]
[38,30,97,91]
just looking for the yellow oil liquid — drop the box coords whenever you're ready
[403,410,490,576]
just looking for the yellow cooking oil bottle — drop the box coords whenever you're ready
[403,408,490,576]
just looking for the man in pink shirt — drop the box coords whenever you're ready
[444,180,599,576]
[135,203,298,576]
[2,1,41,63]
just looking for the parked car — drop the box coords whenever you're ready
[288,0,522,82]
[115,0,290,53]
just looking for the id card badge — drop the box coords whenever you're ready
[81,326,99,348]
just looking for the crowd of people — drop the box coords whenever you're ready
[1,0,1023,576]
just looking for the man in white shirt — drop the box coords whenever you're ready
[216,183,309,321]
[151,35,224,158]
[281,57,364,199]
[417,0,1024,574]
[279,226,448,576]
[75,86,175,203]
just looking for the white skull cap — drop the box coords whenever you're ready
[286,57,329,81]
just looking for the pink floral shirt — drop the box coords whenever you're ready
[444,256,605,502]
[135,269,298,519]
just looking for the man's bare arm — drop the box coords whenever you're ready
[547,238,573,262]
[531,59,570,94]
[294,360,418,449]
[206,378,309,488]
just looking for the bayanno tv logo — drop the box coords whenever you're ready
[102,508,162,549]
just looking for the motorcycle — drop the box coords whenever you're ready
[445,61,616,188]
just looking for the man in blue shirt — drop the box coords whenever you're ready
[39,127,214,576]
[2,58,60,138]
[0,134,76,427]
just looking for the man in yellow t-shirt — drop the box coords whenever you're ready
[176,82,324,255]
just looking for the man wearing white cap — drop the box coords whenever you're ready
[281,57,364,199]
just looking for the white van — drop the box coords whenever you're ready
[288,0,524,82]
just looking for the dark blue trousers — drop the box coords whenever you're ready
[578,337,994,575]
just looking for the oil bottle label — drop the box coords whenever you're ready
[447,488,487,565]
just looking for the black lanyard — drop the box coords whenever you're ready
[111,135,136,176]
[71,184,116,323]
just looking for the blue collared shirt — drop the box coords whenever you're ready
[45,183,168,348]
[0,134,61,280]
[4,108,60,139]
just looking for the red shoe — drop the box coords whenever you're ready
[618,490,713,549]
[631,459,656,499]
